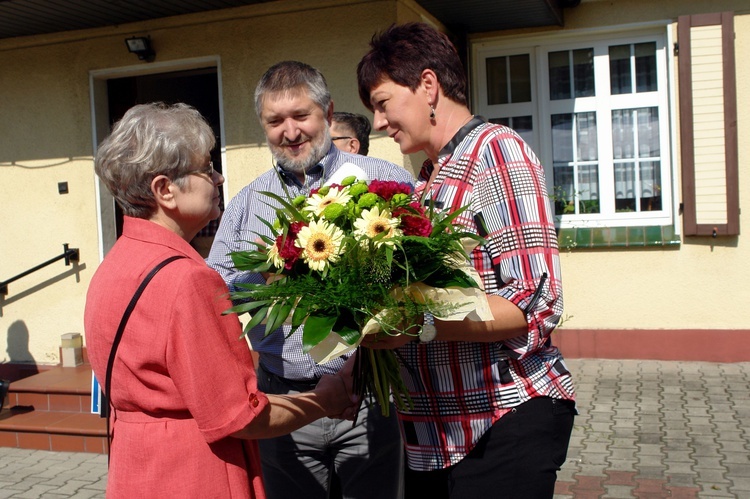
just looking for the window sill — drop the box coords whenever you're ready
[557,226,680,250]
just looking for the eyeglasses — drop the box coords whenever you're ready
[187,160,215,177]
[331,136,353,141]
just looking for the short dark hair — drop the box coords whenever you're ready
[332,112,371,156]
[357,22,467,111]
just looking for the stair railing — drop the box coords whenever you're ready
[1,244,80,297]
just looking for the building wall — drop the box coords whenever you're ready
[471,0,750,359]
[1,0,748,366]
[0,0,432,366]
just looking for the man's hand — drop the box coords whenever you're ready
[313,356,360,419]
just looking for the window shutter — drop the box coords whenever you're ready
[678,12,738,236]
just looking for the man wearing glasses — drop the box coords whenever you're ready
[330,111,372,156]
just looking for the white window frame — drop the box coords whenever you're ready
[472,23,678,230]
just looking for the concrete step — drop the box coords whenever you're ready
[0,365,107,454]
[8,365,94,412]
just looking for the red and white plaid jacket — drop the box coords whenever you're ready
[396,118,576,471]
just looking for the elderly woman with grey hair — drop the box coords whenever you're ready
[85,102,357,499]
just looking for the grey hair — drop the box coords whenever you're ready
[254,61,331,119]
[94,102,215,219]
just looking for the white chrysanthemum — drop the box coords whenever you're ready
[304,187,352,218]
[266,241,285,269]
[295,220,345,271]
[353,206,402,247]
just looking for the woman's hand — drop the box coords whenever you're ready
[360,332,414,349]
[360,315,422,349]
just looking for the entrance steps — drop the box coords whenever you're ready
[0,365,106,454]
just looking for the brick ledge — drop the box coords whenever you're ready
[555,328,750,362]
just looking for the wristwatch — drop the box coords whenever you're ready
[419,312,437,343]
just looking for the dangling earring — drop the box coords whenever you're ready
[429,104,436,120]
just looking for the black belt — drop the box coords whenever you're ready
[260,364,320,392]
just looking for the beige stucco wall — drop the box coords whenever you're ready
[1,0,748,365]
[0,0,430,365]
[472,0,750,331]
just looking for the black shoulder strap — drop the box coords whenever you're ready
[102,255,186,459]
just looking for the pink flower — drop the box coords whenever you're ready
[368,180,412,201]
[394,203,433,237]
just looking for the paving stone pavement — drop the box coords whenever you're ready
[0,358,749,498]
[555,359,750,499]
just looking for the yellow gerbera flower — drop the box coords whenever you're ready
[304,187,352,218]
[295,220,345,271]
[266,241,284,268]
[353,206,402,247]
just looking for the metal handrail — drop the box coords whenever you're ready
[0,243,79,296]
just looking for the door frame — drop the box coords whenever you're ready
[88,55,226,260]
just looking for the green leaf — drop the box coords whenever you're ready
[291,304,309,329]
[259,191,308,222]
[265,300,293,336]
[255,216,280,238]
[230,250,272,272]
[335,324,361,346]
[242,306,269,338]
[224,299,273,316]
[423,268,480,288]
[430,205,470,236]
[302,314,337,353]
[384,244,393,268]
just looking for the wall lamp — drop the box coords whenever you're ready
[125,36,155,62]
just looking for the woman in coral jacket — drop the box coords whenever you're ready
[85,102,357,498]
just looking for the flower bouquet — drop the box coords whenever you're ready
[226,168,492,416]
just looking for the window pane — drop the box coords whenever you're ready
[551,114,573,163]
[511,115,533,146]
[486,56,508,105]
[577,112,598,162]
[579,164,600,213]
[552,113,573,215]
[489,117,510,127]
[612,109,635,159]
[509,54,531,103]
[552,113,599,215]
[489,116,532,133]
[512,114,533,133]
[577,112,599,214]
[609,44,632,95]
[637,107,659,157]
[635,42,658,92]
[548,51,571,100]
[640,161,662,211]
[573,48,595,97]
[612,107,662,213]
[614,162,636,212]
[553,167,575,215]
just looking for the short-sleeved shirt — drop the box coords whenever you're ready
[207,144,415,381]
[396,117,576,471]
[85,217,269,498]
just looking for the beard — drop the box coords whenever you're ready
[270,127,332,175]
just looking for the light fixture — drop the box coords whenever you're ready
[125,36,155,62]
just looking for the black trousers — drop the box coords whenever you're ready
[405,397,576,499]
